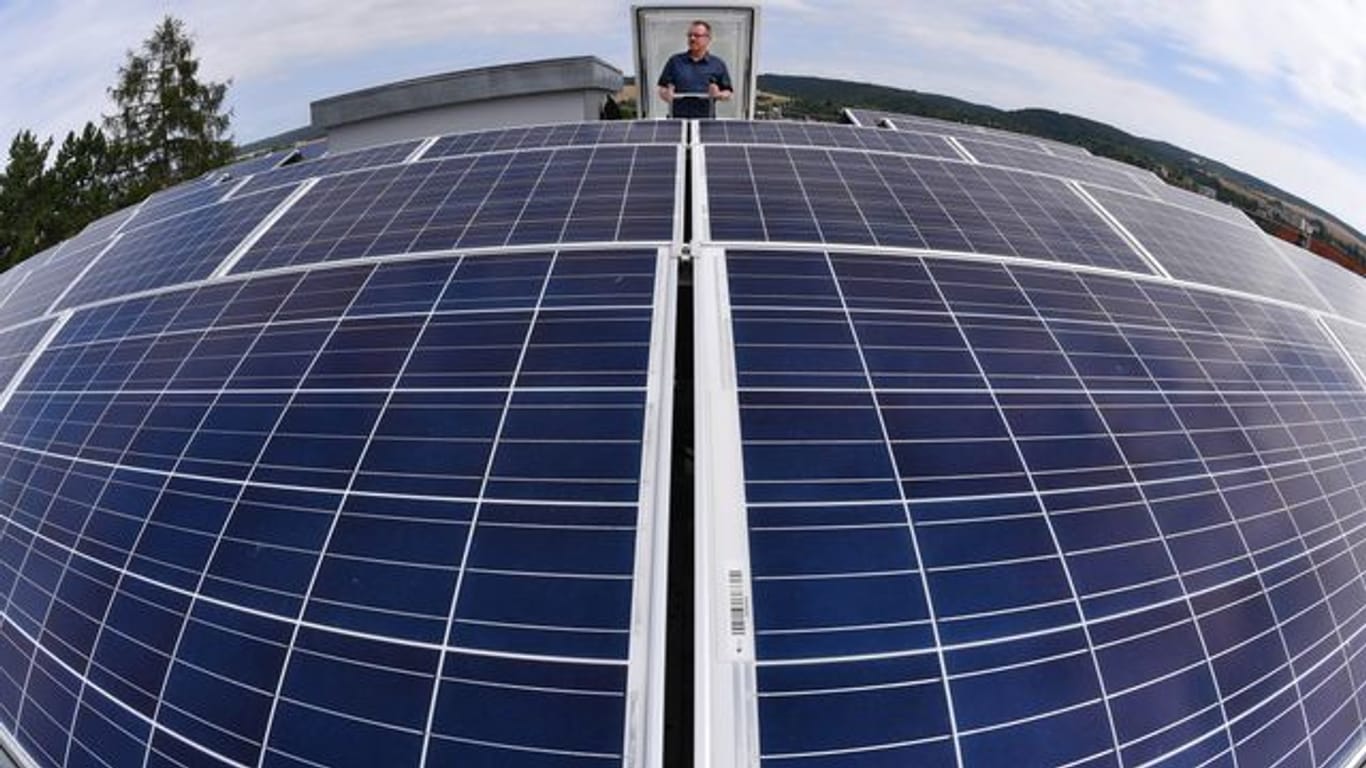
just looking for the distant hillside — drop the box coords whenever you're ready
[758,74,1364,265]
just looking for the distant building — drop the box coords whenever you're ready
[311,56,624,152]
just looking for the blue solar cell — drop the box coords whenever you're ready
[1275,237,1366,326]
[0,320,54,396]
[705,146,1151,273]
[718,248,1366,768]
[0,236,116,332]
[701,119,962,158]
[0,235,665,766]
[234,146,677,274]
[236,139,423,197]
[958,138,1150,194]
[1087,185,1331,312]
[131,181,236,229]
[54,186,298,311]
[847,108,1084,156]
[424,120,683,160]
[8,114,1366,768]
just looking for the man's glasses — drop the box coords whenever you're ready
[688,32,709,38]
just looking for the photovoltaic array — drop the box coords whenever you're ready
[0,109,1364,768]
[704,143,1151,273]
[695,114,1366,768]
[0,122,678,768]
[712,249,1366,768]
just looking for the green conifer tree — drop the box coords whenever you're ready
[0,131,54,268]
[105,15,234,201]
[48,123,119,242]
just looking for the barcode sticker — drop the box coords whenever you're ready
[728,568,748,637]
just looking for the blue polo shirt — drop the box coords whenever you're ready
[658,51,733,118]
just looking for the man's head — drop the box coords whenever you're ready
[687,20,712,58]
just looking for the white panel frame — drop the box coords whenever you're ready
[622,246,679,768]
[693,243,760,768]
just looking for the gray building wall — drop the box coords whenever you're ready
[312,57,622,152]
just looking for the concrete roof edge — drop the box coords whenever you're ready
[310,56,624,129]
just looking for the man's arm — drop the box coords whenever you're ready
[657,56,677,104]
[707,62,734,101]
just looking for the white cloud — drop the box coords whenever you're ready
[184,0,622,80]
[1009,0,1366,129]
[0,1,1361,233]
[0,0,624,145]
[761,1,1365,233]
[1177,64,1222,84]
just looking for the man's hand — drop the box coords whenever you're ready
[707,82,732,101]
[658,85,675,103]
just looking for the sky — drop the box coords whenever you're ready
[0,0,1362,233]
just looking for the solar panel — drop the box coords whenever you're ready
[54,186,299,311]
[0,321,55,396]
[701,120,961,159]
[1135,176,1255,228]
[956,138,1152,196]
[215,148,298,180]
[846,108,1084,157]
[423,120,684,160]
[296,140,328,161]
[232,145,679,274]
[3,112,1366,768]
[704,145,1152,274]
[0,231,126,331]
[0,244,673,767]
[236,139,425,197]
[1085,186,1331,313]
[1325,319,1366,383]
[130,182,237,230]
[1274,238,1366,326]
[700,247,1366,768]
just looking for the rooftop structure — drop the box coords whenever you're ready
[0,64,1365,768]
[310,56,625,153]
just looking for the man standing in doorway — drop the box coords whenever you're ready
[656,20,733,118]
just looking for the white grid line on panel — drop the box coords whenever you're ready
[1220,299,1366,740]
[0,433,645,511]
[1007,265,1243,766]
[1317,317,1366,391]
[1068,180,1173,280]
[415,252,559,768]
[8,296,239,767]
[943,136,978,164]
[219,175,252,203]
[1164,291,1350,767]
[0,592,256,768]
[0,311,68,413]
[915,259,1124,764]
[212,179,319,279]
[124,268,365,768]
[0,270,31,315]
[808,249,964,765]
[406,136,440,164]
[1072,271,1329,766]
[46,234,123,316]
[702,241,1366,327]
[246,258,453,768]
[32,241,662,328]
[32,270,323,767]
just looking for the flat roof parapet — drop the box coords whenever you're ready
[310,56,624,130]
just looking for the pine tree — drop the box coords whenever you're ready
[48,123,119,242]
[0,131,54,268]
[105,15,234,201]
